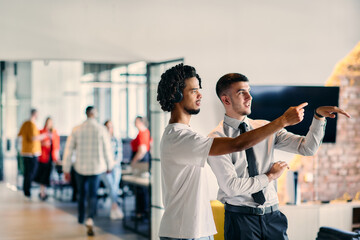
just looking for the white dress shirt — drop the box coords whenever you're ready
[159,123,217,239]
[208,115,326,208]
[62,118,115,175]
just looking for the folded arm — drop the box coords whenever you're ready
[208,153,288,196]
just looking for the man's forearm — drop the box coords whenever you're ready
[220,174,269,197]
[210,117,285,156]
[132,144,147,163]
[298,117,326,156]
[132,150,146,163]
[210,102,306,156]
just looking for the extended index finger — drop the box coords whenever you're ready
[335,108,351,118]
[296,102,308,110]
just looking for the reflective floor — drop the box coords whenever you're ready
[0,158,147,240]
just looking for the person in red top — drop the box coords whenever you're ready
[130,116,152,165]
[130,116,152,219]
[34,117,60,200]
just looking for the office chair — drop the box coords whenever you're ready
[316,226,360,240]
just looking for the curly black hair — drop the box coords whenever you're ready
[157,63,202,112]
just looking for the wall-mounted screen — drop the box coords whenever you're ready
[249,86,339,143]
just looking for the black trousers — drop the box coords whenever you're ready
[23,156,38,197]
[224,210,289,240]
[70,166,78,202]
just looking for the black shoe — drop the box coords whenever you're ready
[85,218,95,236]
[78,217,84,224]
[39,193,48,201]
[86,226,94,236]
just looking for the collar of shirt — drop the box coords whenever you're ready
[223,114,251,130]
[85,118,97,123]
[167,123,191,130]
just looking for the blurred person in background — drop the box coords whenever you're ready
[18,108,46,198]
[130,116,152,220]
[34,117,60,201]
[100,120,124,220]
[130,116,151,166]
[62,106,114,236]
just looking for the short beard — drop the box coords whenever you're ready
[185,107,200,115]
[229,96,251,116]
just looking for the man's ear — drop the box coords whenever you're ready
[220,95,231,106]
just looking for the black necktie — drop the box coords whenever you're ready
[239,122,266,205]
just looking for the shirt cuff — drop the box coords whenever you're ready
[256,174,270,189]
[311,116,327,127]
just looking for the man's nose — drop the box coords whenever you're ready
[246,93,252,100]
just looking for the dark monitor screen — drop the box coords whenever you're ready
[248,86,339,143]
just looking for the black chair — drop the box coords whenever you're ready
[52,136,73,201]
[316,226,360,240]
[52,164,73,201]
[122,138,133,164]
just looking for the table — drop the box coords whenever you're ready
[122,174,150,238]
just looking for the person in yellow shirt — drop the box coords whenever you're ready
[18,109,46,198]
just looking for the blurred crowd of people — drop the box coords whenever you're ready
[17,106,151,236]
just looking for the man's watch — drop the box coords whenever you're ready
[314,110,324,118]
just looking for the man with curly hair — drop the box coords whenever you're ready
[157,63,307,240]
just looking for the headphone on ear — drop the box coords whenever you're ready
[173,84,183,103]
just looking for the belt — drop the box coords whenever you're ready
[225,203,279,216]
